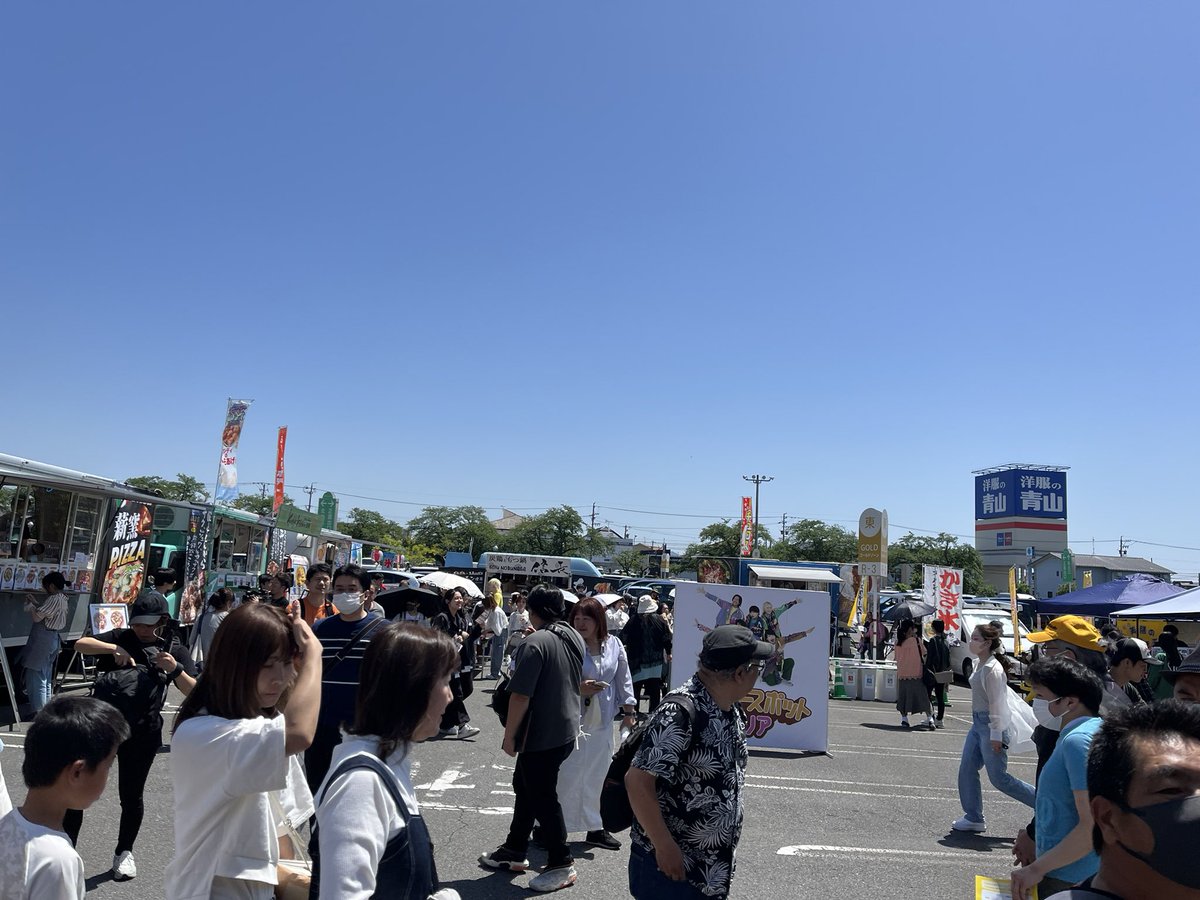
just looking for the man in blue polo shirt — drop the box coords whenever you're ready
[1011,656,1105,899]
[305,563,385,793]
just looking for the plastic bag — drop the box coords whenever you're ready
[1004,687,1037,754]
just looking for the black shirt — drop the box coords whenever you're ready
[94,628,197,732]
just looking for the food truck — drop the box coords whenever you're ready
[0,453,202,717]
[205,505,273,597]
[475,552,605,594]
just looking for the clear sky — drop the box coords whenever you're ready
[4,3,1198,573]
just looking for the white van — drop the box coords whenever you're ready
[949,600,1031,681]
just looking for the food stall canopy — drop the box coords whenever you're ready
[1113,584,1200,620]
[1037,574,1183,617]
[749,564,841,584]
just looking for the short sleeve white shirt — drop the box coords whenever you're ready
[0,809,85,900]
[165,714,288,900]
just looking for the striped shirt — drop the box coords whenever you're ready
[313,612,384,728]
[31,594,68,631]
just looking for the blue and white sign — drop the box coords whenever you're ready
[975,469,1067,520]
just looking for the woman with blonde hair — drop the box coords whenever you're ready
[482,579,508,680]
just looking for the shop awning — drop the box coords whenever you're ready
[749,564,841,584]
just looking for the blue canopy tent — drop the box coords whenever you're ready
[1036,574,1183,617]
[1113,584,1200,621]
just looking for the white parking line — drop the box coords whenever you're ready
[779,844,983,859]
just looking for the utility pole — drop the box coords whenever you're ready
[742,474,774,558]
[590,502,596,531]
[303,483,318,512]
[780,512,788,541]
[1119,536,1130,557]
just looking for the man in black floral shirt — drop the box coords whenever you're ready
[626,625,771,899]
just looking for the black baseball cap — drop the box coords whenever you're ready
[129,592,169,625]
[700,625,774,670]
[1163,648,1200,684]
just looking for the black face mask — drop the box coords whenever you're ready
[1117,793,1200,890]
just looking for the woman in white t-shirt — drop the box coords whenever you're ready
[165,603,322,900]
[310,622,461,900]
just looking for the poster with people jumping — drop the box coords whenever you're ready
[672,581,830,752]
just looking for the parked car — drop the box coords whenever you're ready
[949,600,1031,682]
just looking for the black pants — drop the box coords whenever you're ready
[634,678,663,712]
[504,741,575,869]
[440,672,473,731]
[932,682,947,721]
[305,722,342,796]
[64,727,161,854]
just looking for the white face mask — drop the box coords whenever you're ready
[1032,698,1062,731]
[332,592,364,615]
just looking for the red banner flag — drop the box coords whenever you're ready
[273,427,288,514]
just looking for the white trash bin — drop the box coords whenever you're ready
[878,663,899,704]
[860,664,879,702]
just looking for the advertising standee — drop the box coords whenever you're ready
[672,580,829,752]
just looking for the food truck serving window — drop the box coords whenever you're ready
[212,521,268,573]
[1,484,104,568]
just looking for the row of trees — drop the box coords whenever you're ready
[679,518,988,594]
[124,474,986,588]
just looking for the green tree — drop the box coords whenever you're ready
[126,473,209,503]
[677,520,774,571]
[501,506,602,557]
[774,519,858,562]
[401,542,440,566]
[406,506,500,556]
[229,493,294,517]
[612,548,646,575]
[887,532,988,594]
[337,508,408,546]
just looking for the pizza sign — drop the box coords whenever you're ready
[100,500,153,605]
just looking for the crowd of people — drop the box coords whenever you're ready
[3,566,1200,900]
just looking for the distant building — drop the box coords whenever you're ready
[1031,552,1174,599]
[491,508,526,533]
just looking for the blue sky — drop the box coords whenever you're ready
[3,3,1198,573]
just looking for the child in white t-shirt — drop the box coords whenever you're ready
[0,696,129,900]
[165,603,322,900]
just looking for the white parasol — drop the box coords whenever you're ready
[418,571,484,599]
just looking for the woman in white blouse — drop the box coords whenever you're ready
[556,597,636,851]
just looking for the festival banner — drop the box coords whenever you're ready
[273,427,288,514]
[215,399,252,503]
[180,508,211,624]
[100,500,153,606]
[671,580,830,752]
[924,566,964,644]
[1009,567,1022,654]
[739,497,753,556]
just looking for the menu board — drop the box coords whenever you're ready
[90,603,128,634]
[100,500,153,605]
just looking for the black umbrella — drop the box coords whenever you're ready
[881,598,936,622]
[375,586,442,620]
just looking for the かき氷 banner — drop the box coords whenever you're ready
[671,580,830,752]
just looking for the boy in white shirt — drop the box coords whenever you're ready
[0,696,129,900]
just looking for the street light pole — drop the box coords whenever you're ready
[742,474,774,557]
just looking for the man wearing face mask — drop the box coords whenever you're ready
[306,564,385,793]
[68,592,197,881]
[1011,657,1105,898]
[1051,700,1200,899]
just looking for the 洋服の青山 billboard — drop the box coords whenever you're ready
[671,581,829,752]
[975,469,1067,520]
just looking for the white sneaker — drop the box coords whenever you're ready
[529,865,577,893]
[112,851,137,880]
[951,816,986,833]
[456,724,480,740]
